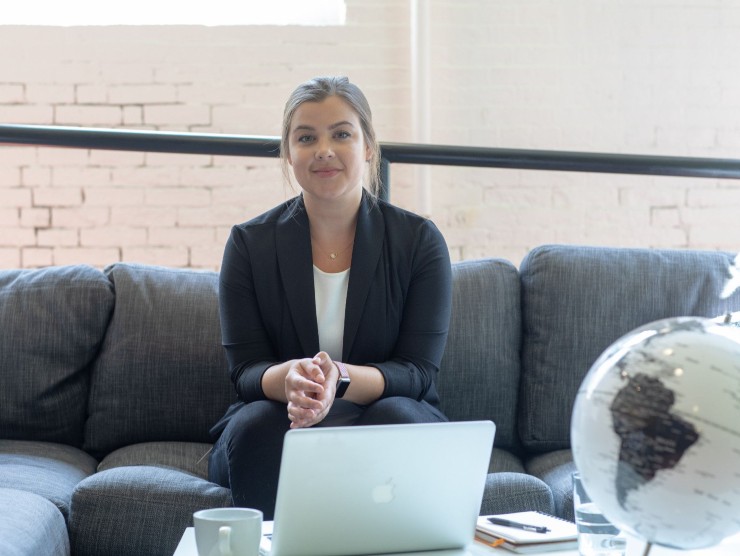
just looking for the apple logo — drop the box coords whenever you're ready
[372,479,395,504]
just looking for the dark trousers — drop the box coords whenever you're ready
[208,397,447,519]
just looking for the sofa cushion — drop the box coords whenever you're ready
[84,263,236,459]
[0,265,113,447]
[98,441,213,480]
[0,487,70,556]
[438,258,522,452]
[526,449,577,521]
[519,244,740,453]
[489,448,526,474]
[480,472,554,516]
[69,466,232,556]
[0,440,98,519]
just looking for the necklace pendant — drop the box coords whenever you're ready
[330,253,337,260]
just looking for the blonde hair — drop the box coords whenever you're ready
[280,76,381,199]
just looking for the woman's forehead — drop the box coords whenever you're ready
[291,96,361,130]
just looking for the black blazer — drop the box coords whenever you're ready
[218,191,452,407]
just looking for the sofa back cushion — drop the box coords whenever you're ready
[84,263,235,459]
[0,265,113,447]
[519,244,740,453]
[438,258,522,452]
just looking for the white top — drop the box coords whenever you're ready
[313,265,349,361]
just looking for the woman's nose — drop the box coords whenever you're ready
[315,139,334,159]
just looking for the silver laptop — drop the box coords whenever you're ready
[261,420,495,556]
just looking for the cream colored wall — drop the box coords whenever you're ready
[1,0,739,269]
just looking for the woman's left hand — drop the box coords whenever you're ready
[287,351,338,428]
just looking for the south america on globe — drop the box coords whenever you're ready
[611,370,699,508]
[571,316,740,550]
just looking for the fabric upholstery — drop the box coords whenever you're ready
[488,447,526,474]
[84,263,236,459]
[519,245,740,453]
[98,441,213,480]
[480,472,554,516]
[69,466,232,556]
[439,258,522,452]
[526,449,578,521]
[0,488,70,556]
[0,440,98,519]
[0,265,113,447]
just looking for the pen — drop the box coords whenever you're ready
[487,517,550,534]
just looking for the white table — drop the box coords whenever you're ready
[174,526,740,556]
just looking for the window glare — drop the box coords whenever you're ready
[3,0,346,26]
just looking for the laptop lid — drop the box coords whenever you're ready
[268,420,495,556]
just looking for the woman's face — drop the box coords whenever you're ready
[287,95,370,204]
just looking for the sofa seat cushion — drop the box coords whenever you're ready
[480,472,554,517]
[489,447,526,474]
[439,258,522,453]
[0,440,98,519]
[69,465,232,556]
[98,441,213,480]
[0,265,114,447]
[0,487,70,556]
[84,263,236,459]
[519,245,740,454]
[526,449,577,521]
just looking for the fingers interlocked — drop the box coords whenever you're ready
[285,352,338,428]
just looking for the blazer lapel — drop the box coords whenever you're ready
[276,197,320,357]
[343,192,384,359]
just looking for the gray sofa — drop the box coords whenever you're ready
[1,244,738,556]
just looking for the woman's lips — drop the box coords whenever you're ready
[312,168,341,178]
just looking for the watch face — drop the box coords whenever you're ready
[336,377,351,398]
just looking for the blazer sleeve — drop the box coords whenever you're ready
[370,219,452,403]
[218,225,276,402]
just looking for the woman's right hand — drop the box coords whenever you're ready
[285,356,329,428]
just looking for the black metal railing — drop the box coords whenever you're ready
[3,124,740,202]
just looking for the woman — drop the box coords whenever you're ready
[208,76,452,519]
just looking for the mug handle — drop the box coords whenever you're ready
[219,525,232,556]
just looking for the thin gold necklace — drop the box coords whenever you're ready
[311,236,355,261]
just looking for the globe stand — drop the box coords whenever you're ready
[641,542,653,556]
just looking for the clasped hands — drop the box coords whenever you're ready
[285,351,339,429]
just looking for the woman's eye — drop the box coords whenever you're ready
[335,130,351,139]
[298,135,314,143]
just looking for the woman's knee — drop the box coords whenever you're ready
[222,399,288,441]
[212,400,289,467]
[356,397,447,425]
[209,400,288,484]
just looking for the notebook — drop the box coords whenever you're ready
[261,420,496,556]
[475,511,577,554]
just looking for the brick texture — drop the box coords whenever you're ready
[1,0,739,271]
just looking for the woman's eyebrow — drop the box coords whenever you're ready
[292,121,355,133]
[329,120,355,129]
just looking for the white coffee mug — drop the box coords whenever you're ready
[193,508,263,556]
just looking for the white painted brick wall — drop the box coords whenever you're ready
[1,0,739,270]
[34,188,84,207]
[0,208,20,228]
[22,247,53,268]
[20,208,50,228]
[0,248,21,268]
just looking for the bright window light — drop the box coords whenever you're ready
[2,0,346,26]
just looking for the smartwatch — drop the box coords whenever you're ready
[335,361,351,398]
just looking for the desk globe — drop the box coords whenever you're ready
[571,316,740,551]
